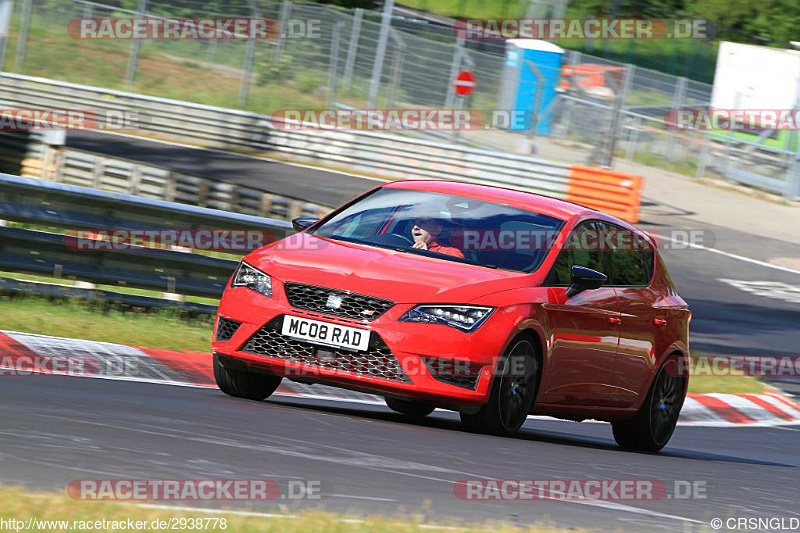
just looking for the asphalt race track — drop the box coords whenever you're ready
[1,130,798,530]
[66,131,378,207]
[1,376,799,530]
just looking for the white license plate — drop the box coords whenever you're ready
[281,315,370,352]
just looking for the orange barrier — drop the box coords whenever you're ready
[565,166,644,223]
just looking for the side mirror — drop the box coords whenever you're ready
[565,265,607,298]
[292,217,319,232]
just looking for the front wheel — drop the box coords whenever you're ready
[214,354,282,401]
[612,356,686,452]
[460,337,540,436]
[385,397,435,418]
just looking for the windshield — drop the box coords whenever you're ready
[311,188,564,272]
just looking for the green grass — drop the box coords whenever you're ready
[0,484,580,533]
[400,0,525,18]
[0,296,213,351]
[630,149,700,176]
[688,373,765,394]
[5,13,340,114]
[0,271,221,306]
[687,354,766,394]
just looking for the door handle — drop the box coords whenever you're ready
[607,316,622,325]
[653,318,668,326]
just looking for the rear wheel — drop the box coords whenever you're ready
[612,357,686,452]
[214,353,282,401]
[460,337,540,436]
[385,397,435,418]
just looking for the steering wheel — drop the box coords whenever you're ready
[370,232,413,247]
[388,232,413,245]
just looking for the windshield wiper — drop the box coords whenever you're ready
[324,235,407,253]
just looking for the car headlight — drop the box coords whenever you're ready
[232,262,272,297]
[399,305,494,332]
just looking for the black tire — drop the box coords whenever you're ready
[612,356,686,452]
[460,336,540,436]
[385,397,435,418]
[214,353,282,401]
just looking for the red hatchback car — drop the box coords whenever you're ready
[212,181,690,452]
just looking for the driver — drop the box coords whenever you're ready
[411,218,464,258]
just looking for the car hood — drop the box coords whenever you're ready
[246,233,526,304]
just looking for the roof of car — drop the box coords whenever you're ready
[383,179,603,221]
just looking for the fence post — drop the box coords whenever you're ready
[598,63,633,168]
[785,153,800,201]
[239,0,260,107]
[342,8,363,90]
[666,76,687,160]
[273,0,292,63]
[367,0,394,109]
[125,0,147,88]
[239,40,256,107]
[206,39,218,65]
[696,132,710,178]
[0,0,12,73]
[14,0,32,72]
[327,20,344,109]
[386,29,405,108]
[625,116,641,161]
[444,36,466,109]
[721,132,733,179]
[556,50,580,140]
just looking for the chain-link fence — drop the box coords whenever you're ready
[3,0,798,197]
[6,0,711,114]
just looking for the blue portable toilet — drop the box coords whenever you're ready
[498,39,564,134]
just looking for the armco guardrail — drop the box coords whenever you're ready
[0,173,293,299]
[0,133,331,221]
[0,72,644,223]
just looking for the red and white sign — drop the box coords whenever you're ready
[454,71,476,97]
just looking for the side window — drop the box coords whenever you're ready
[546,221,604,286]
[599,222,652,286]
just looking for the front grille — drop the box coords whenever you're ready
[422,357,483,390]
[215,317,241,341]
[283,282,394,322]
[241,316,410,382]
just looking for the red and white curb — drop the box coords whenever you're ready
[2,330,799,428]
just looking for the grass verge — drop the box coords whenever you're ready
[0,271,221,306]
[688,355,766,394]
[0,296,212,352]
[1,484,578,533]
